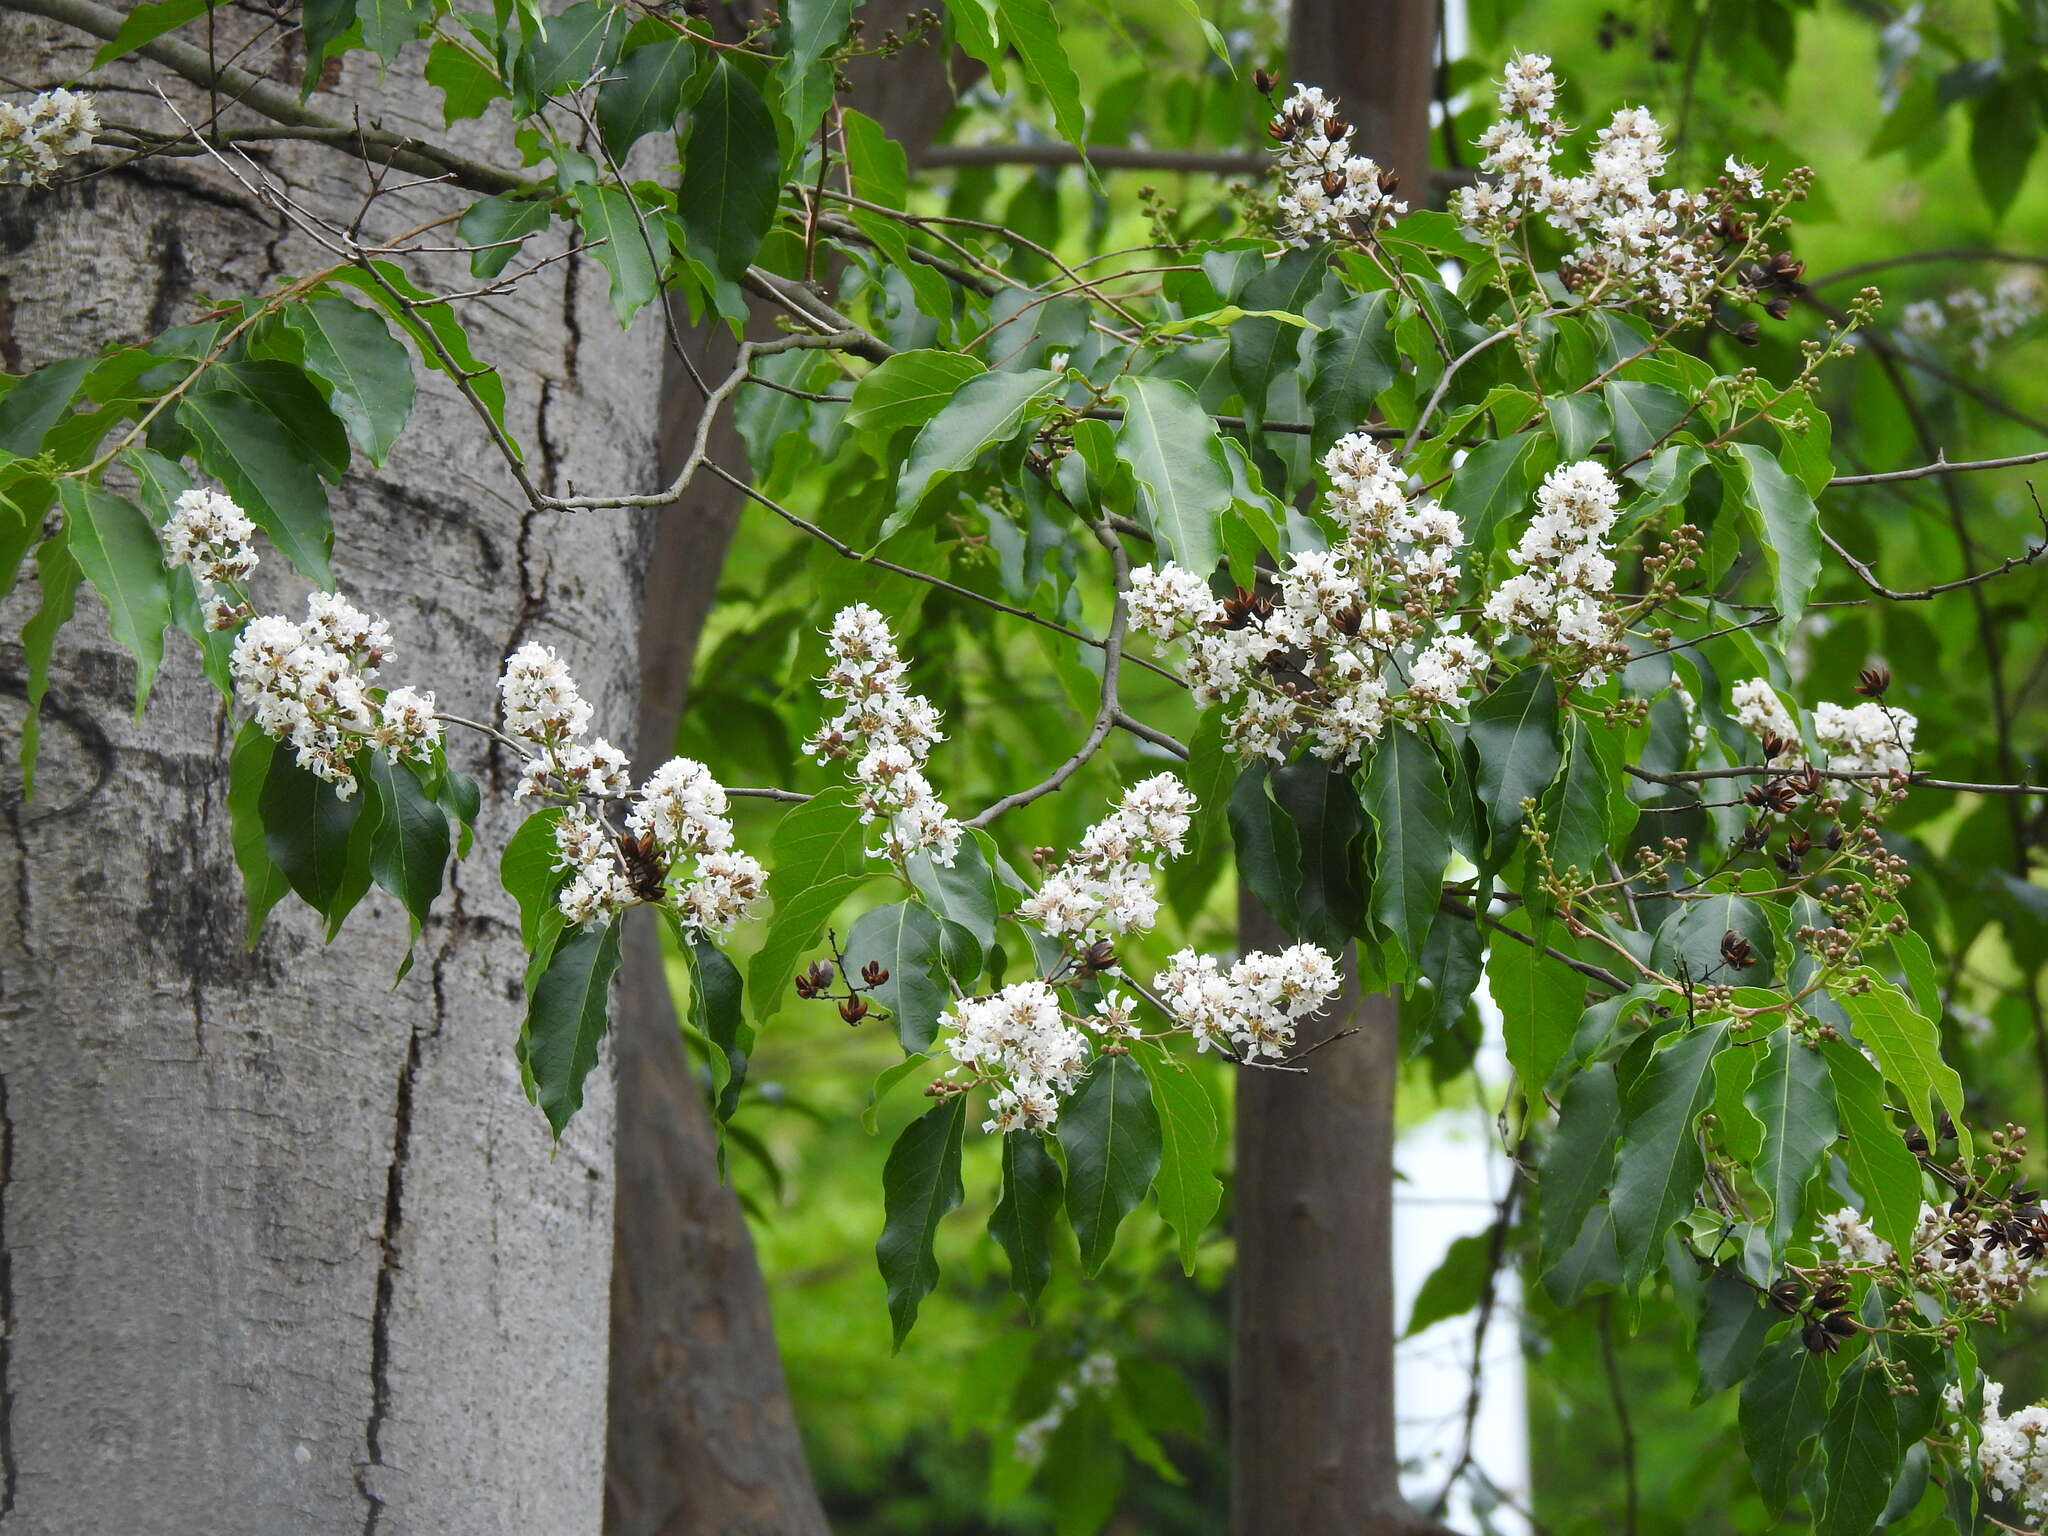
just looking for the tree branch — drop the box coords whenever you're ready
[1827,448,2048,486]
[1438,896,1626,992]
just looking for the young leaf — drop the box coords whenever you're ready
[990,1129,1062,1310]
[1137,1043,1220,1276]
[1740,1340,1831,1513]
[1745,1027,1837,1260]
[91,0,222,65]
[1361,725,1452,964]
[876,1095,967,1347]
[895,368,1060,516]
[991,0,1087,150]
[1466,666,1561,854]
[1058,1050,1161,1276]
[862,1052,933,1136]
[747,787,873,1023]
[55,482,169,714]
[571,184,666,327]
[1109,375,1232,578]
[1306,290,1398,454]
[519,919,624,1137]
[358,0,429,63]
[1486,910,1584,1096]
[677,57,782,285]
[844,899,950,1053]
[283,297,417,464]
[1610,1021,1729,1290]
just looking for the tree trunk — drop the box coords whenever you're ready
[1231,5,1438,1534]
[602,11,977,1532]
[0,15,660,1532]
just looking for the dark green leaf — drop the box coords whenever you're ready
[18,529,80,796]
[259,748,363,920]
[358,0,428,62]
[1268,759,1364,953]
[283,297,416,465]
[1058,1051,1161,1276]
[364,753,450,938]
[1361,726,1452,964]
[1138,1043,1220,1276]
[1651,889,1776,987]
[1840,974,1968,1160]
[519,919,624,1137]
[747,787,873,1022]
[684,931,751,1119]
[598,35,696,155]
[227,723,291,946]
[571,184,666,327]
[180,388,334,587]
[1228,245,1323,424]
[1487,909,1584,1095]
[776,0,853,147]
[990,1130,1062,1310]
[1611,1021,1728,1290]
[1695,1266,1777,1402]
[1823,1038,1925,1260]
[1467,666,1562,855]
[1307,291,1397,453]
[848,350,987,437]
[1604,379,1691,463]
[895,368,1060,516]
[1540,1061,1619,1267]
[844,900,949,1053]
[1446,430,1554,556]
[1817,1361,1901,1536]
[1741,1341,1831,1513]
[906,833,998,977]
[677,57,782,284]
[1405,1230,1494,1336]
[1228,762,1300,931]
[457,194,551,282]
[1725,444,1821,644]
[1545,393,1608,460]
[500,808,565,951]
[0,358,91,456]
[92,0,222,65]
[55,482,168,715]
[876,1096,967,1347]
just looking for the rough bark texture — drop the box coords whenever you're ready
[602,12,975,1531]
[1231,5,1439,1534]
[0,15,661,1532]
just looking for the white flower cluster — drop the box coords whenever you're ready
[0,89,97,188]
[1449,54,1769,318]
[160,486,259,631]
[1128,430,1487,762]
[499,649,765,930]
[1818,1205,1893,1266]
[1731,681,1918,779]
[1821,1202,2040,1294]
[1013,1352,1118,1467]
[1152,942,1342,1061]
[1901,270,2042,370]
[1017,773,1195,939]
[805,604,962,866]
[946,980,1093,1134]
[1481,459,1628,671]
[1267,84,1407,245]
[229,592,440,794]
[1949,1379,2048,1521]
[498,642,630,802]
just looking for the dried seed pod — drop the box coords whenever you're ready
[794,960,836,1000]
[1821,1310,1860,1337]
[860,960,890,987]
[1854,665,1892,697]
[1801,1320,1841,1355]
[1253,66,1278,95]
[838,995,870,1025]
[1768,1279,1805,1314]
[1720,930,1757,970]
[1813,1280,1851,1311]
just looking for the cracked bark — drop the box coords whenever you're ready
[0,13,658,1532]
[1230,4,1441,1535]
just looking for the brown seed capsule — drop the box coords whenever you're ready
[1720,930,1757,970]
[1732,320,1762,347]
[1854,665,1891,698]
[860,960,890,987]
[1253,66,1278,95]
[1768,1279,1805,1314]
[1322,170,1348,198]
[1801,1320,1841,1355]
[794,959,836,1000]
[838,995,869,1025]
[1760,731,1793,762]
[1377,167,1401,196]
[1822,1310,1861,1337]
[1767,251,1806,284]
[1075,937,1119,980]
[616,830,668,904]
[1765,294,1792,321]
[1813,1280,1851,1311]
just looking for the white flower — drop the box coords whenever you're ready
[163,487,259,587]
[1814,699,1916,778]
[1818,1206,1893,1266]
[1731,678,1798,743]
[0,89,98,187]
[1153,942,1341,1061]
[1268,84,1406,244]
[943,980,1092,1132]
[1126,562,1217,637]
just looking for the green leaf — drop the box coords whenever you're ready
[991,0,1087,149]
[427,37,502,125]
[1137,1043,1220,1276]
[458,193,552,281]
[1306,291,1397,454]
[500,808,565,950]
[1726,443,1820,644]
[777,0,854,147]
[844,900,949,1053]
[1840,974,1968,1161]
[747,787,873,1023]
[598,34,696,155]
[358,0,428,62]
[0,358,90,456]
[1823,1038,1924,1260]
[571,184,666,327]
[1228,245,1323,425]
[283,297,416,465]
[1467,666,1562,855]
[259,748,364,922]
[1058,1051,1161,1276]
[1109,374,1232,576]
[1446,430,1555,556]
[227,723,291,946]
[180,388,334,587]
[18,528,81,796]
[1227,762,1300,931]
[1543,718,1623,877]
[519,919,624,1137]
[326,261,512,442]
[1611,1021,1728,1291]
[55,482,168,715]
[1267,758,1365,953]
[895,368,1060,516]
[1604,379,1691,463]
[1361,726,1451,964]
[847,351,987,437]
[1817,1361,1901,1536]
[876,1095,967,1347]
[1405,1230,1495,1336]
[684,931,752,1120]
[1545,393,1607,461]
[92,0,222,65]
[862,1052,933,1135]
[1539,1061,1619,1267]
[1971,75,2038,220]
[1651,889,1777,989]
[906,834,998,977]
[1487,910,1584,1095]
[1694,1266,1777,1402]
[990,1130,1062,1310]
[363,753,450,944]
[1740,1341,1831,1513]
[677,57,782,285]
[1746,1027,1837,1260]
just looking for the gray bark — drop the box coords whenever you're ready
[0,14,661,1532]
